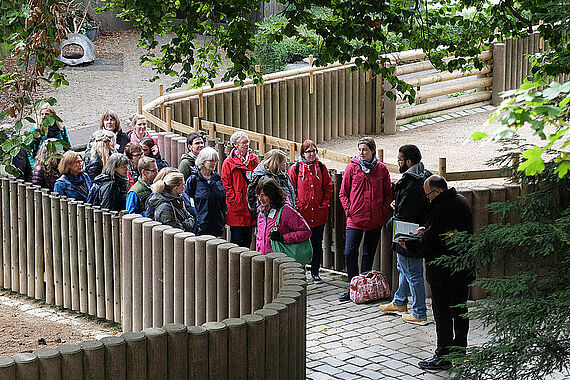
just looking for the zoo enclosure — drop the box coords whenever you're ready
[0,176,307,379]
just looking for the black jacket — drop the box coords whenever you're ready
[389,162,431,257]
[408,187,475,286]
[115,130,130,154]
[88,173,127,211]
[12,148,33,181]
[87,153,103,181]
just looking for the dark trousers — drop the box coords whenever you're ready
[309,224,325,276]
[430,282,470,356]
[230,226,253,249]
[344,226,381,282]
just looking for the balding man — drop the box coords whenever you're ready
[404,175,474,371]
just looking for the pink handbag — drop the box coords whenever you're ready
[349,271,391,304]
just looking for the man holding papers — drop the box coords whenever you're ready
[379,145,431,324]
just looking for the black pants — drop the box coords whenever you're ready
[309,224,325,276]
[230,226,253,249]
[344,226,381,282]
[429,282,469,356]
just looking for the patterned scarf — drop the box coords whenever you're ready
[299,157,320,180]
[358,156,377,174]
[233,148,253,167]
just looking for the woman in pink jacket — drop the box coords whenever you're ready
[338,137,392,301]
[256,178,312,255]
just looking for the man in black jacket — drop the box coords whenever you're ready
[380,145,431,324]
[406,175,474,370]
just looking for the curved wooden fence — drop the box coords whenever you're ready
[0,176,306,379]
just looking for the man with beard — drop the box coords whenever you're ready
[379,145,431,324]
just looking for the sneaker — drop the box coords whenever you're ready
[312,275,323,283]
[402,313,428,325]
[418,355,452,370]
[338,292,350,302]
[378,302,408,315]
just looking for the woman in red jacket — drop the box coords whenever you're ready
[338,137,392,301]
[288,140,333,283]
[221,131,259,248]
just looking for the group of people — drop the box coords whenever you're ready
[21,104,473,371]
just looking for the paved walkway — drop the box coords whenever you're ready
[305,271,488,380]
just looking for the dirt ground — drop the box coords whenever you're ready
[0,29,542,357]
[0,290,119,356]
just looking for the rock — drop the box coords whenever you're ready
[57,33,96,66]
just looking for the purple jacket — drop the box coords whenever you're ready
[256,204,312,255]
[339,157,393,230]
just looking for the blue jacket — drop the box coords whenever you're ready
[53,172,92,202]
[185,169,227,237]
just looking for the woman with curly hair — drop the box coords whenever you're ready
[86,129,116,180]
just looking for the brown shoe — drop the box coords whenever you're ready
[378,302,408,314]
[402,313,428,325]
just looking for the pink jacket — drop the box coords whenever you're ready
[339,158,393,230]
[256,204,312,255]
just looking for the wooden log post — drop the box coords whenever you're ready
[34,189,44,300]
[163,324,188,379]
[51,195,63,306]
[174,232,194,324]
[272,257,295,299]
[102,211,114,321]
[187,326,208,379]
[9,181,20,293]
[12,353,39,379]
[222,318,247,379]
[68,201,80,311]
[240,251,258,315]
[184,236,197,326]
[0,178,9,289]
[122,332,147,380]
[263,253,286,305]
[251,255,266,312]
[254,308,279,379]
[142,221,161,329]
[195,235,216,325]
[217,242,238,322]
[206,239,225,322]
[93,208,106,318]
[122,214,140,332]
[85,206,96,315]
[242,314,265,379]
[0,357,16,379]
[229,247,249,318]
[438,157,447,179]
[144,328,168,379]
[35,348,61,380]
[101,336,126,379]
[382,66,397,135]
[274,296,297,378]
[80,340,105,379]
[59,344,83,379]
[25,185,35,298]
[111,213,122,323]
[60,198,71,309]
[203,322,228,379]
[264,302,288,380]
[77,203,88,313]
[492,43,506,105]
[138,95,143,114]
[333,172,346,271]
[152,225,171,327]
[163,228,184,324]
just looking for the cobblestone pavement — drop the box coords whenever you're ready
[305,272,489,380]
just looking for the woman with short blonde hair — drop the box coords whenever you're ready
[247,149,295,219]
[148,171,195,232]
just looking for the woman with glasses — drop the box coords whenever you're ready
[288,140,333,283]
[221,131,259,248]
[54,151,92,202]
[124,142,143,189]
[247,149,295,220]
[338,137,393,301]
[185,147,226,237]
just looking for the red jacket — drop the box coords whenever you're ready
[339,158,393,230]
[288,160,333,228]
[221,150,259,227]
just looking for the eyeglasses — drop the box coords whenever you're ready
[304,150,317,154]
[144,168,158,173]
[425,189,437,196]
[131,153,142,158]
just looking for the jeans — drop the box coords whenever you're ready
[309,224,325,276]
[393,254,427,319]
[230,226,253,249]
[430,282,469,356]
[344,226,381,282]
